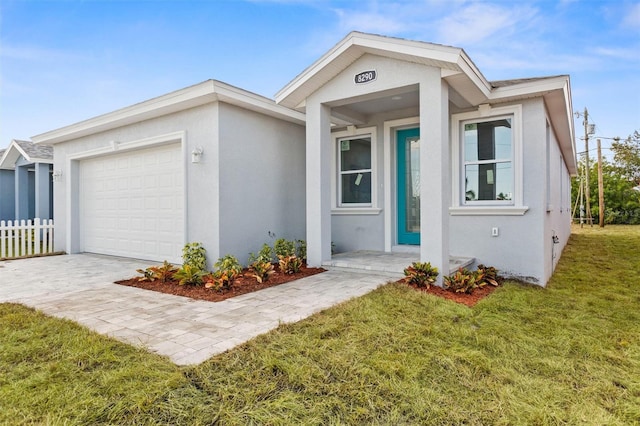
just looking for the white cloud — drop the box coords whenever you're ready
[621,2,640,29]
[435,3,539,46]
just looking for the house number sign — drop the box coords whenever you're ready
[354,70,377,84]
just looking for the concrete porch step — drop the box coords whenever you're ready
[323,250,475,276]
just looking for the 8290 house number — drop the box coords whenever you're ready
[354,70,377,84]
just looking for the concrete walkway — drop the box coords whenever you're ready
[0,254,401,365]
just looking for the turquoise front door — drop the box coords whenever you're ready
[397,128,420,245]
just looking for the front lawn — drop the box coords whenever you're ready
[1,225,638,424]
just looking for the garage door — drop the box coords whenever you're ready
[79,143,184,263]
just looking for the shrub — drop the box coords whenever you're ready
[274,238,296,258]
[182,242,207,271]
[476,264,502,287]
[249,243,275,264]
[443,268,479,294]
[205,255,243,291]
[278,255,302,274]
[174,264,205,286]
[249,260,275,283]
[403,262,439,288]
[136,267,155,282]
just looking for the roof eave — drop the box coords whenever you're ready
[33,80,305,145]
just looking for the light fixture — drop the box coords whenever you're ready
[191,147,203,163]
[391,95,403,101]
[52,170,63,182]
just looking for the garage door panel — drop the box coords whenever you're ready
[80,143,183,263]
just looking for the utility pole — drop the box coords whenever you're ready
[582,107,593,226]
[597,138,605,227]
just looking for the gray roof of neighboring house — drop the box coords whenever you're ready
[14,139,53,160]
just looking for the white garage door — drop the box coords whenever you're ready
[79,143,184,263]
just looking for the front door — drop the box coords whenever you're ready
[397,128,420,245]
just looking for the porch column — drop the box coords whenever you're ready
[306,102,332,267]
[419,78,450,286]
[15,164,29,220]
[34,163,52,220]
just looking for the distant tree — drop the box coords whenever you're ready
[572,156,640,224]
[611,130,640,186]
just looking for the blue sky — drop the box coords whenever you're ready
[1,0,638,158]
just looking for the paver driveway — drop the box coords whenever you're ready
[0,254,400,365]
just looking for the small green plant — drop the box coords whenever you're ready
[476,264,501,287]
[173,264,206,286]
[278,254,302,274]
[182,242,207,271]
[204,255,243,291]
[444,268,481,294]
[151,261,178,283]
[136,267,155,282]
[403,262,439,288]
[249,260,276,283]
[249,243,275,264]
[274,238,296,258]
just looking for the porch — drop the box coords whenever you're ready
[323,251,474,276]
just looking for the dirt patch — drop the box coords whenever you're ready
[115,264,326,302]
[399,280,498,307]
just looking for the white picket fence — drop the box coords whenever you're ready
[0,218,54,259]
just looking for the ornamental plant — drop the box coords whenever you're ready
[182,242,207,271]
[274,238,296,258]
[249,260,275,283]
[443,268,478,294]
[205,255,243,291]
[174,264,206,286]
[403,262,439,288]
[278,254,302,274]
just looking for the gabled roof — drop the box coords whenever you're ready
[32,80,306,145]
[276,31,491,109]
[276,32,576,174]
[0,139,53,170]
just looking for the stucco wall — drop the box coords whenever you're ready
[543,110,573,283]
[51,100,305,268]
[450,99,548,283]
[51,103,218,262]
[217,103,306,264]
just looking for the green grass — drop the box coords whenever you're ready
[1,225,639,425]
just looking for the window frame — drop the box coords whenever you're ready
[331,126,379,214]
[450,105,528,216]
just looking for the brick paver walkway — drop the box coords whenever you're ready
[0,254,400,365]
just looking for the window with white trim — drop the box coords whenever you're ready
[462,116,514,204]
[451,105,527,215]
[338,136,372,206]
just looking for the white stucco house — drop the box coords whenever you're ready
[0,140,54,221]
[33,32,576,286]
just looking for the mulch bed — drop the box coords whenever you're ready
[399,280,498,307]
[116,263,497,307]
[115,264,326,303]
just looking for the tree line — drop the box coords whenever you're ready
[571,130,640,225]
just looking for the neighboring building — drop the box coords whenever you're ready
[33,32,576,286]
[0,140,53,221]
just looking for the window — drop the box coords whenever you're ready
[462,117,513,204]
[451,104,527,215]
[338,136,372,205]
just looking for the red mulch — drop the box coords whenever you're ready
[399,280,498,307]
[115,263,497,307]
[115,264,326,303]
